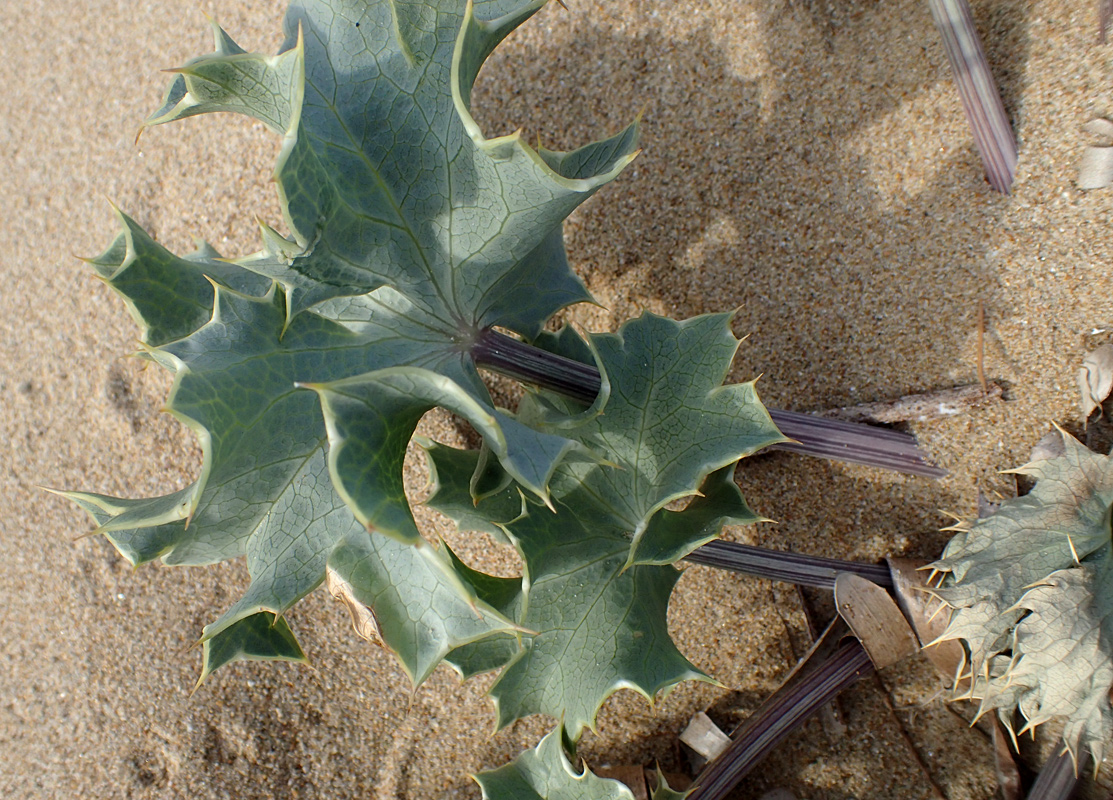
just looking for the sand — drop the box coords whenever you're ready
[2,0,1111,797]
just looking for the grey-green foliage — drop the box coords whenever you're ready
[64,1,784,796]
[932,430,1113,766]
[475,730,642,800]
[422,314,780,739]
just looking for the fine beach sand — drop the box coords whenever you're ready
[3,0,1112,797]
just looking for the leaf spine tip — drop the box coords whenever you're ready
[1067,533,1081,564]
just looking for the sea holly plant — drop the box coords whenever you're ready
[61,0,792,796]
[930,428,1113,770]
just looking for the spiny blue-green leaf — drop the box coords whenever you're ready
[85,208,269,346]
[325,531,520,685]
[931,430,1113,764]
[142,0,636,321]
[54,487,195,565]
[424,441,711,740]
[489,484,711,740]
[423,438,524,541]
[307,366,577,536]
[442,543,525,679]
[421,314,777,738]
[198,612,308,685]
[142,16,303,135]
[633,465,764,566]
[474,729,636,800]
[532,313,785,566]
[426,444,528,678]
[76,0,637,686]
[68,281,522,675]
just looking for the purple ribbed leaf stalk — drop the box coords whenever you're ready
[927,0,1018,193]
[687,635,874,800]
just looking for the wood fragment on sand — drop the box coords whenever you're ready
[818,381,1004,425]
[834,573,919,671]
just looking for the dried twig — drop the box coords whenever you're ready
[475,329,947,477]
[1026,741,1084,800]
[688,624,874,800]
[977,300,987,394]
[817,381,1004,425]
[684,540,894,589]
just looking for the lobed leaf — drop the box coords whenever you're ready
[531,313,785,567]
[474,729,637,800]
[428,313,779,740]
[143,17,304,135]
[199,612,308,685]
[325,530,520,685]
[932,430,1113,763]
[85,208,269,346]
[73,0,639,681]
[141,0,636,321]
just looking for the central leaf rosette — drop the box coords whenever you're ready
[66,2,785,775]
[69,0,639,682]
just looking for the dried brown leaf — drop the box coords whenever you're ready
[834,572,919,670]
[326,565,386,648]
[1077,343,1113,420]
[887,559,968,686]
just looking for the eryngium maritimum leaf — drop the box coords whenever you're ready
[430,313,782,740]
[932,430,1113,764]
[70,0,638,682]
[475,729,638,800]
